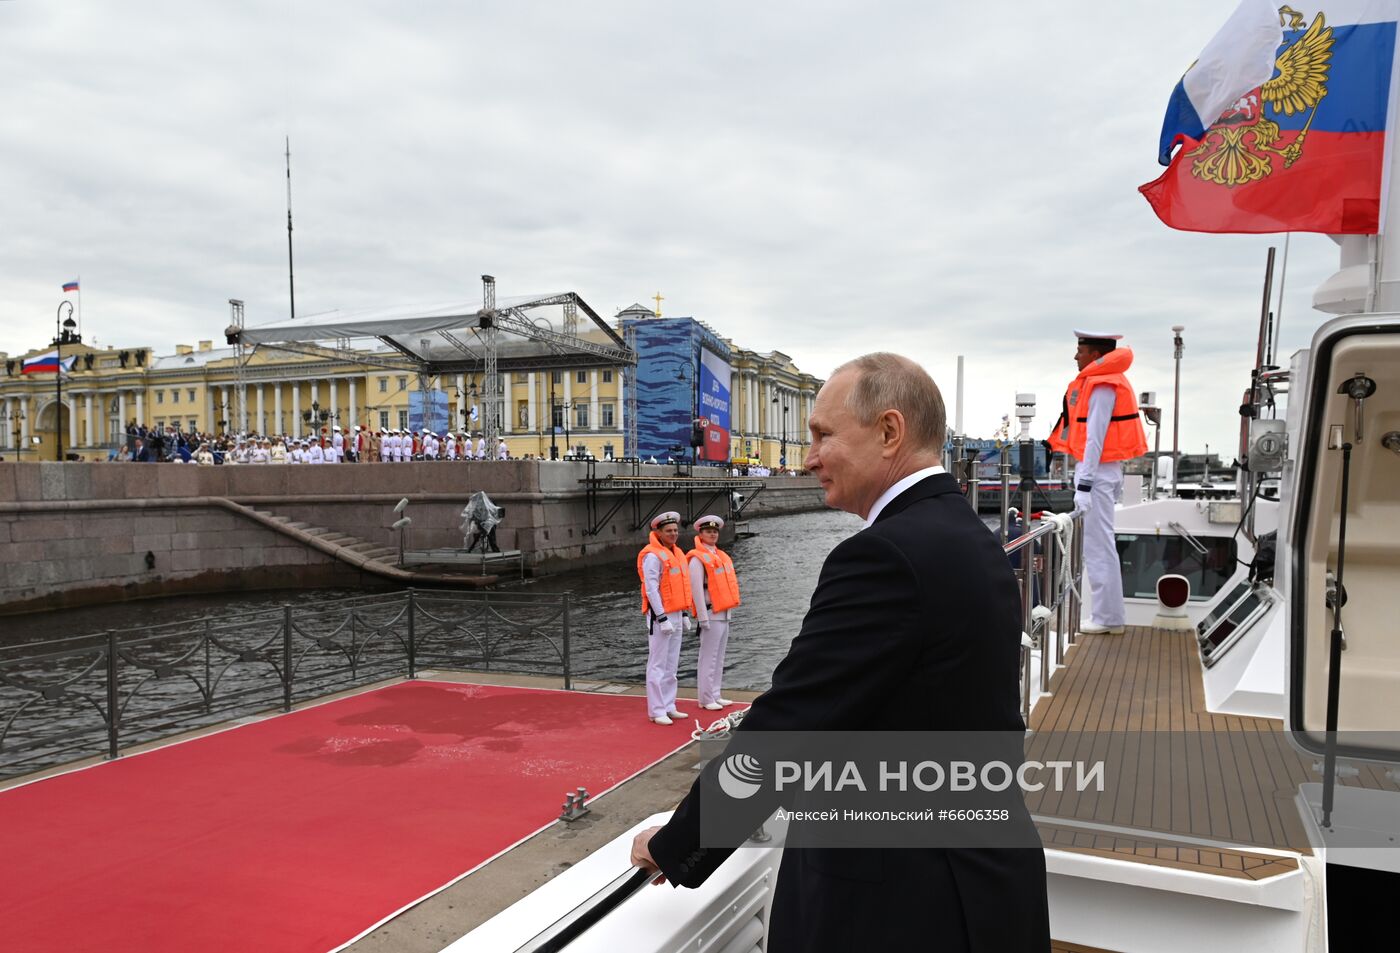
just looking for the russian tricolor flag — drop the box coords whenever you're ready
[1142,0,1400,234]
[62,280,80,293]
[21,351,77,375]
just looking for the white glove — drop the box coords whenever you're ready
[698,618,711,632]
[657,618,676,637]
[1073,485,1093,516]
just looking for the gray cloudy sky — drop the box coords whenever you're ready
[1,1,1347,456]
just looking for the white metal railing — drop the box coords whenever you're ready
[1004,513,1084,724]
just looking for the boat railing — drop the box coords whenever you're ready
[1004,514,1084,724]
[0,587,574,779]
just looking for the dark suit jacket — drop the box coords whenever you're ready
[648,473,1049,952]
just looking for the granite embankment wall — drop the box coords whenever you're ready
[0,462,825,614]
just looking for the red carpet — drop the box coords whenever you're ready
[0,681,701,953]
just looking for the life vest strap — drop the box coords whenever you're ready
[1075,413,1141,422]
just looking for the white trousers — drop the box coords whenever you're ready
[645,611,685,718]
[697,613,730,706]
[1080,462,1125,627]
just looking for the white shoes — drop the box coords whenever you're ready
[716,698,734,706]
[702,702,724,711]
[652,715,674,726]
[667,710,687,720]
[1079,622,1126,635]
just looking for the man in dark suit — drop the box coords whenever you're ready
[632,352,1049,951]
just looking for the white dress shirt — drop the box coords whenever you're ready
[863,465,948,527]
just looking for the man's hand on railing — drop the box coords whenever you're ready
[630,826,666,884]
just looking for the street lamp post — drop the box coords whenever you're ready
[6,411,25,459]
[548,375,558,460]
[55,301,77,461]
[770,395,789,469]
[665,363,699,472]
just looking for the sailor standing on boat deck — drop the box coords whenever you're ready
[637,512,693,725]
[686,515,739,711]
[1048,330,1149,636]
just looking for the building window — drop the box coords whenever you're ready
[601,403,615,428]
[518,400,530,429]
[396,376,407,390]
[172,390,180,404]
[552,404,564,430]
[380,411,389,430]
[378,378,388,393]
[155,419,164,429]
[398,410,409,429]
[576,370,586,384]
[551,370,562,385]
[602,370,613,383]
[189,419,197,433]
[156,392,164,404]
[575,404,589,428]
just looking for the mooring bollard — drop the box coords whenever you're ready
[559,786,591,822]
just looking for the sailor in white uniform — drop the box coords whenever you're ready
[330,426,344,463]
[639,511,691,725]
[686,515,738,711]
[475,434,487,460]
[306,439,325,464]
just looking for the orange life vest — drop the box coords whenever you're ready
[686,542,741,613]
[1047,347,1148,463]
[637,533,694,616]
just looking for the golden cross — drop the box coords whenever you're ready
[652,292,664,317]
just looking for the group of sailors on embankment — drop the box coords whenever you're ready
[115,423,516,463]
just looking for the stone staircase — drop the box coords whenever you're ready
[220,500,492,587]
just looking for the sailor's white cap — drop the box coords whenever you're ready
[650,511,681,530]
[333,425,341,431]
[1073,329,1123,341]
[694,514,724,531]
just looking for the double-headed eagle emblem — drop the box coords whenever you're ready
[1188,5,1334,187]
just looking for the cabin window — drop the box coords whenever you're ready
[1116,533,1236,601]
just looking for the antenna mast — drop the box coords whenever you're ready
[286,137,296,319]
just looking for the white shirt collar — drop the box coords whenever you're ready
[863,465,947,527]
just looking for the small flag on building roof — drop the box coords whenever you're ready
[62,280,80,293]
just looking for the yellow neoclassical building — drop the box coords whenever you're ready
[1,307,819,467]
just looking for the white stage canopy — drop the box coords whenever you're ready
[236,292,630,365]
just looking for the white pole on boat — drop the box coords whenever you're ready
[1171,326,1184,498]
[1271,235,1289,366]
[955,355,965,435]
